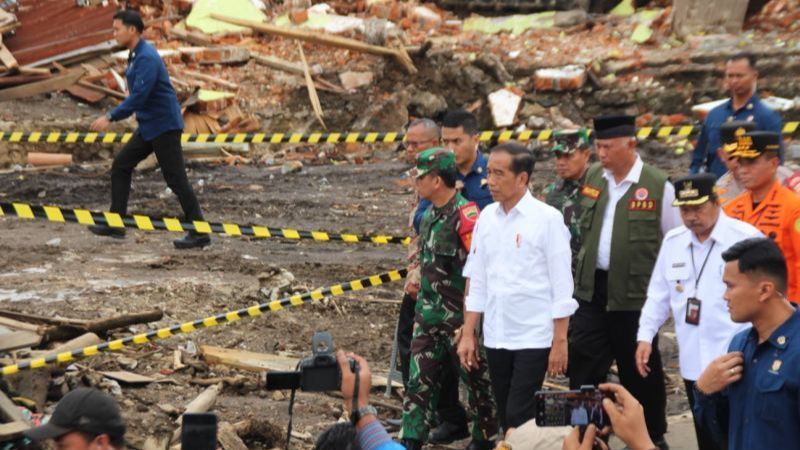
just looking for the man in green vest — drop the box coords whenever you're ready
[568,115,681,450]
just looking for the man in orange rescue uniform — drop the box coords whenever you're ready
[724,131,800,303]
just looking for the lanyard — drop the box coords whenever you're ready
[690,241,716,291]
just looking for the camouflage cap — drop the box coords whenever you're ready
[416,147,456,178]
[552,129,592,155]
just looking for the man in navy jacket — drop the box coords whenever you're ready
[89,9,209,249]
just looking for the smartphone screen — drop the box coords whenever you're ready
[182,413,218,450]
[535,388,607,428]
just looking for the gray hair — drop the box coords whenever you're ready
[407,118,440,138]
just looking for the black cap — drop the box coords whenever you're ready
[24,388,126,441]
[672,173,716,206]
[552,129,592,155]
[731,131,781,159]
[593,115,636,139]
[719,121,757,153]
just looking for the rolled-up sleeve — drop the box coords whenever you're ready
[637,244,672,343]
[546,215,578,318]
[463,218,487,313]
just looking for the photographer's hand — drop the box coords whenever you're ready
[337,351,373,426]
[598,383,655,450]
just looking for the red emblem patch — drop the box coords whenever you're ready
[634,187,649,200]
[580,184,601,200]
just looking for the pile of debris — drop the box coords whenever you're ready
[0,0,798,170]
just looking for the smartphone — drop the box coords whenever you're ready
[182,412,218,450]
[535,386,608,428]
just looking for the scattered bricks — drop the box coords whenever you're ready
[181,46,251,65]
[409,6,442,32]
[534,65,587,92]
[660,113,688,126]
[289,9,309,25]
[339,71,374,91]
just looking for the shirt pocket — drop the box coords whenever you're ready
[756,375,785,422]
[432,234,457,258]
[665,265,690,283]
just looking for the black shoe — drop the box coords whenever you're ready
[428,421,470,444]
[653,437,670,450]
[465,440,495,450]
[401,438,423,450]
[88,225,126,239]
[173,232,211,249]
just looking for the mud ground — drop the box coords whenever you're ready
[0,146,689,449]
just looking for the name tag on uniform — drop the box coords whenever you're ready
[685,297,701,325]
[580,184,601,200]
[628,199,656,211]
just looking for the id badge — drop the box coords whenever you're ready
[685,297,701,326]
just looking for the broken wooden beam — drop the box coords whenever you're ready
[210,14,417,74]
[77,80,127,99]
[0,68,84,102]
[167,27,214,46]
[179,69,239,90]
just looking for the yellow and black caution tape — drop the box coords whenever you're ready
[1,122,797,144]
[0,269,407,376]
[0,202,411,246]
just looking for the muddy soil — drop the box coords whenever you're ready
[1,149,688,449]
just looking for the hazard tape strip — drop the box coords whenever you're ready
[0,269,407,376]
[1,122,797,144]
[0,202,411,246]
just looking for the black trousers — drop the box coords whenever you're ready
[485,347,550,430]
[111,130,204,221]
[568,270,667,440]
[397,293,467,426]
[684,379,723,450]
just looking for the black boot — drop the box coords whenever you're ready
[88,225,126,239]
[428,421,469,444]
[173,231,211,249]
[465,440,495,450]
[401,438,423,450]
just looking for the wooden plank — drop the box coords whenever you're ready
[218,422,248,450]
[0,390,30,425]
[0,35,18,71]
[0,316,41,333]
[0,68,84,102]
[199,345,400,387]
[77,80,126,99]
[0,421,29,438]
[65,83,107,103]
[210,14,417,74]
[0,330,42,352]
[101,371,156,385]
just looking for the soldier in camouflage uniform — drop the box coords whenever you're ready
[401,148,497,450]
[542,129,592,270]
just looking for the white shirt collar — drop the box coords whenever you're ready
[603,154,643,187]
[686,211,737,248]
[494,190,536,217]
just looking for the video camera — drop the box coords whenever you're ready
[265,331,356,392]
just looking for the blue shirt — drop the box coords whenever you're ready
[109,39,184,141]
[690,93,783,179]
[414,150,492,232]
[694,308,800,450]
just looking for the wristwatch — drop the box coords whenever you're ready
[352,404,378,424]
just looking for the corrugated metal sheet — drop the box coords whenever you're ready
[4,0,117,66]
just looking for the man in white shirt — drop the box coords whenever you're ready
[568,115,681,449]
[636,173,761,450]
[457,142,577,435]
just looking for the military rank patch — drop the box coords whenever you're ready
[628,199,657,211]
[580,184,601,200]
